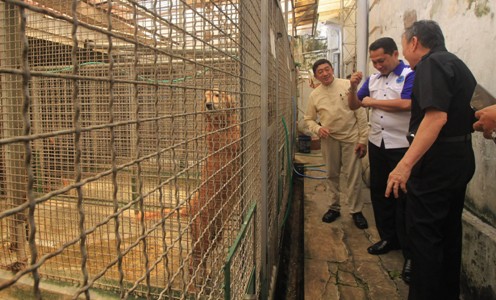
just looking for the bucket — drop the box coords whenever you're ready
[298,135,311,153]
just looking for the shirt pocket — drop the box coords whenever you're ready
[369,85,389,99]
[369,85,381,94]
[387,84,403,98]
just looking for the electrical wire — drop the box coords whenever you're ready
[303,164,324,168]
[292,166,327,180]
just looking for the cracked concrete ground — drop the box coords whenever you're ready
[297,151,409,300]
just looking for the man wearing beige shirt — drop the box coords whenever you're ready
[304,59,369,229]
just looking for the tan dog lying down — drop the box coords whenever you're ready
[139,90,240,275]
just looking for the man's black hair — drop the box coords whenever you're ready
[369,37,398,55]
[312,59,333,75]
[404,20,445,49]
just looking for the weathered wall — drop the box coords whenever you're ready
[367,0,496,298]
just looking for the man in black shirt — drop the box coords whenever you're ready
[386,20,476,299]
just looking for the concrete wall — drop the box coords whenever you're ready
[367,0,496,298]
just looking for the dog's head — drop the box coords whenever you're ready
[204,89,234,111]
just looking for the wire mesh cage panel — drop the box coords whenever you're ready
[0,0,293,299]
[274,2,293,238]
[265,0,290,282]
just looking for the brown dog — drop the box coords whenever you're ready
[138,89,240,278]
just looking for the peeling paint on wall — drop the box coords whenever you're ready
[468,0,491,17]
[430,0,444,19]
[403,9,417,29]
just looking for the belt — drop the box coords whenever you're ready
[407,133,471,144]
[437,134,471,143]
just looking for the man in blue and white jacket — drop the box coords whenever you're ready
[348,37,415,284]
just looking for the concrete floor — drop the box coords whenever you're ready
[296,150,409,300]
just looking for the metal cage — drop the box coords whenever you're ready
[0,0,295,299]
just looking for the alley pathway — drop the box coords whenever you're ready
[297,151,409,300]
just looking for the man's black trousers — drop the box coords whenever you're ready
[406,140,475,300]
[369,141,409,257]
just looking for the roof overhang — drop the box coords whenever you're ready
[288,0,353,36]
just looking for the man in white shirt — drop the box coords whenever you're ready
[348,37,415,283]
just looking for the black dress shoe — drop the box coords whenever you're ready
[402,259,412,284]
[352,212,368,229]
[367,240,400,255]
[322,209,340,223]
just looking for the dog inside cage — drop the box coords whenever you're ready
[137,88,241,285]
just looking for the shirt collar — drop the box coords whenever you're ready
[378,60,407,77]
[416,45,448,69]
[392,60,407,76]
